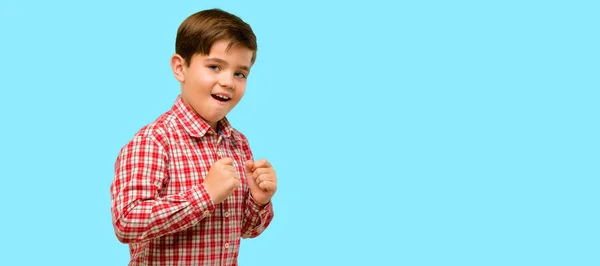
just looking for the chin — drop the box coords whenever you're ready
[205,114,226,123]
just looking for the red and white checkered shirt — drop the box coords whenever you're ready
[110,95,274,266]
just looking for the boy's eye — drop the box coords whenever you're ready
[235,72,247,79]
[209,65,220,71]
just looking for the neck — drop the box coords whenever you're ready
[179,96,220,132]
[209,121,219,132]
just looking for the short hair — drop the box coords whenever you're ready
[175,9,257,66]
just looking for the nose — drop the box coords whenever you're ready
[218,73,235,90]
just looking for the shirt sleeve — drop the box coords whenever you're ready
[237,133,275,238]
[241,193,275,238]
[110,135,215,244]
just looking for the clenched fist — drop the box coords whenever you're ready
[204,157,240,205]
[245,159,277,205]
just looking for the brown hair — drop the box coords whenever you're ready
[175,9,257,66]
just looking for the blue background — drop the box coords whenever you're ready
[1,0,598,265]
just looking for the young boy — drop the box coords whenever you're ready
[110,9,276,265]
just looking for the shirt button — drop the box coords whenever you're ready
[224,212,229,218]
[203,211,210,217]
[224,243,229,249]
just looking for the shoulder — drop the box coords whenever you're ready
[230,127,254,158]
[231,127,250,145]
[121,110,180,154]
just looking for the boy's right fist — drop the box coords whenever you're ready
[203,157,240,205]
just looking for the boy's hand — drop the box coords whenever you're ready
[245,159,277,205]
[204,157,240,205]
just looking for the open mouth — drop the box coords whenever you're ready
[211,94,231,102]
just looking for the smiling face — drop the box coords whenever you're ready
[171,39,254,130]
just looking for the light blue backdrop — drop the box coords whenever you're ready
[0,0,598,265]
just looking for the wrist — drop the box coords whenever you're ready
[251,194,270,206]
[202,183,217,205]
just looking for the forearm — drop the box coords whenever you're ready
[241,195,274,238]
[112,185,215,243]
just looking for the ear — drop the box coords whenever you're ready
[170,54,186,83]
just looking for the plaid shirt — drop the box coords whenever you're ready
[110,95,274,265]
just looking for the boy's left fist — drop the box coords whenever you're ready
[245,159,277,205]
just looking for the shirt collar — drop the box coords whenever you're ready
[172,95,234,139]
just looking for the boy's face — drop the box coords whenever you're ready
[172,39,253,129]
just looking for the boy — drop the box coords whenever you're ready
[110,9,276,265]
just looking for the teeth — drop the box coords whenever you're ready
[215,94,229,100]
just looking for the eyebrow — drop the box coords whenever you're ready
[206,57,250,72]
